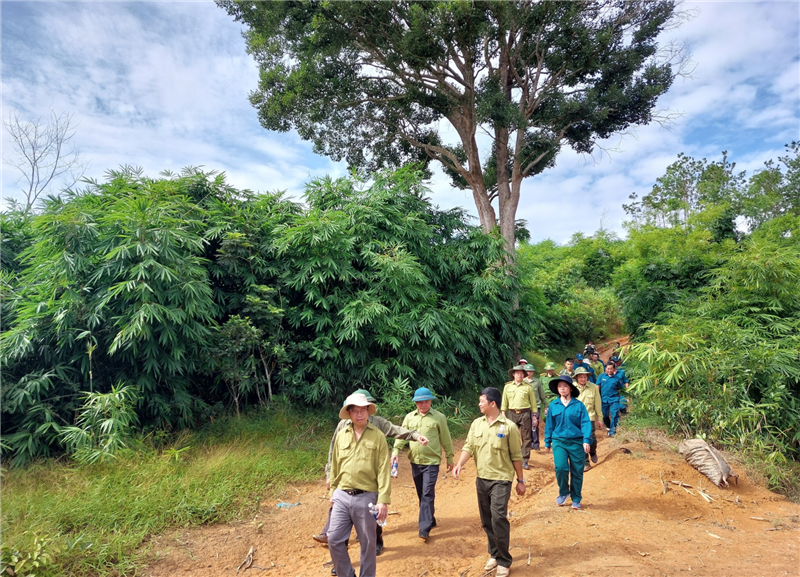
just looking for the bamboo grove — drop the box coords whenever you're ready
[1,166,532,465]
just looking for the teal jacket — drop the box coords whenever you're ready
[544,397,592,446]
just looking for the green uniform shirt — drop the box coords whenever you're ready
[589,360,605,379]
[501,380,536,411]
[329,421,392,504]
[326,414,420,479]
[540,373,559,399]
[462,414,523,482]
[576,381,603,422]
[524,376,547,413]
[392,408,454,466]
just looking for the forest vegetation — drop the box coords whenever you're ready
[1,145,798,575]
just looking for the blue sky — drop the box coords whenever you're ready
[2,1,798,243]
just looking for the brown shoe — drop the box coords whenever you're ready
[312,534,328,544]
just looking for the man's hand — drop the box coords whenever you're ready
[583,443,591,454]
[595,420,604,430]
[515,481,526,496]
[326,478,331,491]
[417,435,429,446]
[376,503,388,523]
[452,464,463,479]
[390,455,398,467]
[446,463,453,473]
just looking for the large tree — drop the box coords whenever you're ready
[219,0,683,258]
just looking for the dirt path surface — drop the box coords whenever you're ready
[145,430,799,577]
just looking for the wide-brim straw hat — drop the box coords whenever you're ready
[548,375,580,399]
[339,393,378,419]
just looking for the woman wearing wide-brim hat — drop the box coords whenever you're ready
[543,375,592,510]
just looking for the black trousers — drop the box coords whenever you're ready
[476,478,513,568]
[411,463,439,533]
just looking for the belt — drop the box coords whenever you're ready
[509,409,531,414]
[342,489,368,496]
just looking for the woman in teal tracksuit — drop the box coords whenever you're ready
[544,375,592,509]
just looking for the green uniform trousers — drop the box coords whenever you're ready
[553,438,585,504]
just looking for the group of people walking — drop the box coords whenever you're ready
[313,347,628,577]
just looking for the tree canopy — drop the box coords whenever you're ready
[218,0,682,256]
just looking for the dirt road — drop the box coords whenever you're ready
[146,430,799,577]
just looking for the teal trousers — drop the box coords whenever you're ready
[553,438,585,504]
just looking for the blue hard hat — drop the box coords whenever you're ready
[412,387,436,402]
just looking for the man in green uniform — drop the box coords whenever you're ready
[588,352,605,383]
[391,387,454,542]
[540,362,559,400]
[328,393,391,577]
[501,365,537,469]
[523,363,547,451]
[317,388,428,565]
[573,367,604,471]
[454,387,525,577]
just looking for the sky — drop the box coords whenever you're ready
[2,1,798,244]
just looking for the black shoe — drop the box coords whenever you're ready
[431,518,437,528]
[591,453,598,464]
[419,531,429,542]
[331,568,336,576]
[376,542,384,556]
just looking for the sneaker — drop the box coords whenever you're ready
[497,566,511,577]
[571,502,582,510]
[608,431,615,437]
[591,453,598,464]
[583,464,591,472]
[522,461,530,470]
[556,495,568,506]
[484,558,498,571]
[312,534,328,544]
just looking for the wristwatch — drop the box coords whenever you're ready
[517,478,525,484]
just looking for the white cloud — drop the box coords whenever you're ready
[2,1,797,245]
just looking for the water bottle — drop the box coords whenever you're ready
[391,461,398,477]
[497,423,506,438]
[368,502,387,527]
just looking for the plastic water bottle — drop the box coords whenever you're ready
[497,423,506,438]
[368,502,387,527]
[391,461,398,477]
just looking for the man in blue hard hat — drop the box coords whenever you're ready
[392,387,454,542]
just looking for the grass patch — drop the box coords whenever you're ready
[1,403,334,577]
